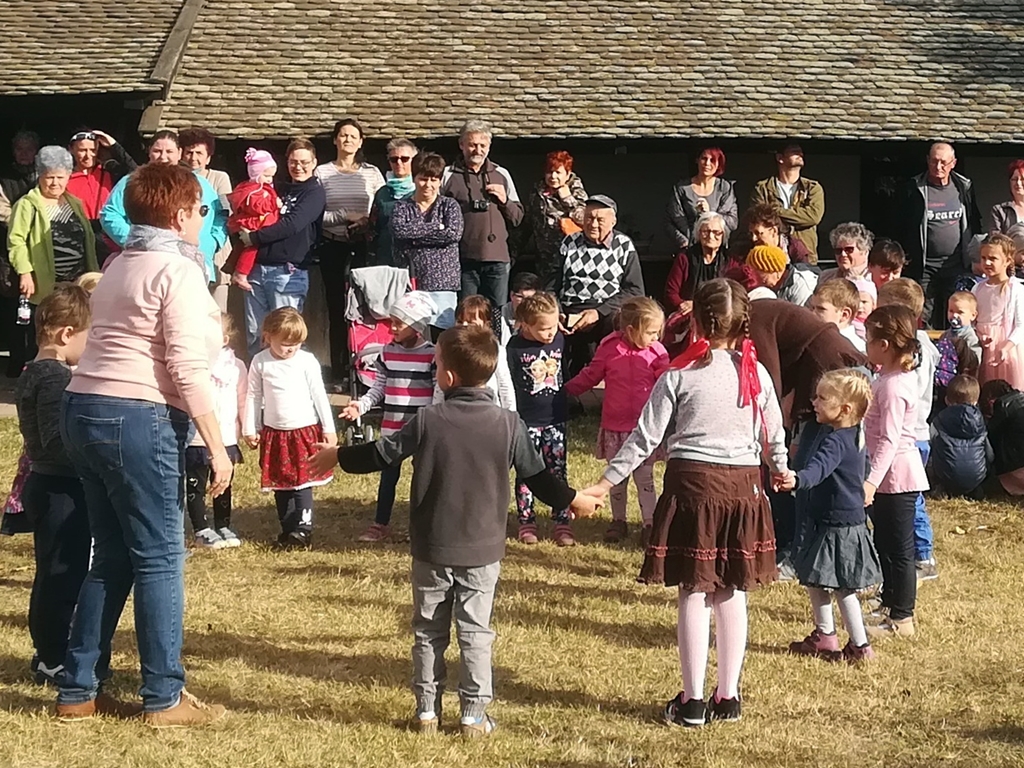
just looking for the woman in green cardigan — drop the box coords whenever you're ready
[7,145,97,371]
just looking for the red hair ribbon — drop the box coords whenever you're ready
[669,333,763,426]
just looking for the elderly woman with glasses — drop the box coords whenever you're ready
[369,137,418,267]
[664,211,730,316]
[7,146,99,370]
[819,222,873,283]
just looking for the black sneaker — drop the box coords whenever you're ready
[708,692,742,723]
[30,656,63,687]
[663,692,707,728]
[273,531,311,550]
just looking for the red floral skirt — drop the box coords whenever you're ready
[260,424,333,491]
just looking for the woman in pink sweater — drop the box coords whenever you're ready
[56,164,229,728]
[565,297,669,544]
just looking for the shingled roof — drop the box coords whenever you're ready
[0,0,188,96]
[72,1,1024,142]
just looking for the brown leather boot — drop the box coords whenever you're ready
[142,689,227,728]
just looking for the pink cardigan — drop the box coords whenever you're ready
[864,370,929,494]
[565,331,669,432]
[68,249,222,416]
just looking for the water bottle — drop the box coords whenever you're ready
[16,296,31,326]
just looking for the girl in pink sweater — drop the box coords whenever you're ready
[863,304,929,639]
[565,297,668,545]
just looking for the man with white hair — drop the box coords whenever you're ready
[900,141,982,328]
[442,120,523,308]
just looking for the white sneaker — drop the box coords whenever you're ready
[194,528,228,549]
[217,527,242,548]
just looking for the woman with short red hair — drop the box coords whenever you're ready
[991,159,1024,234]
[666,147,738,251]
[526,150,588,288]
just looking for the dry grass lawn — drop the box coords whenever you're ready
[2,415,1024,767]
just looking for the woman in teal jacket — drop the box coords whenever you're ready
[99,130,227,281]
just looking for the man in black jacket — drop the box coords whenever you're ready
[310,325,599,738]
[898,142,983,329]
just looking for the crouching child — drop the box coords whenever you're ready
[309,325,600,738]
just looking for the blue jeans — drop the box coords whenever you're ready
[58,393,192,712]
[375,464,402,526]
[245,263,309,357]
[460,260,510,310]
[914,440,934,561]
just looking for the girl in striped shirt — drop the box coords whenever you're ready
[342,292,438,542]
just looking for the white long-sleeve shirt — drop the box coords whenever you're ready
[243,349,335,436]
[432,350,517,411]
[191,348,247,448]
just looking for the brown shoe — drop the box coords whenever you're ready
[56,692,142,722]
[867,616,915,640]
[142,689,227,728]
[603,519,628,543]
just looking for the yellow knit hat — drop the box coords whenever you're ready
[746,244,788,273]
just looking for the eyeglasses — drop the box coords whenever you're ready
[70,132,95,143]
[834,245,857,255]
[288,160,312,169]
[199,204,210,218]
[703,230,725,237]
[389,156,413,164]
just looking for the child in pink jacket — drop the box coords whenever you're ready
[566,297,669,545]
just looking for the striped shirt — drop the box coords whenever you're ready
[315,162,385,239]
[357,341,436,435]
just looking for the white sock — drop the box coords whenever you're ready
[836,589,869,647]
[807,587,836,635]
[418,710,436,720]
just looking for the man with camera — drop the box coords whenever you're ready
[442,120,524,308]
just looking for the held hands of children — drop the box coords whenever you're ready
[307,440,340,478]
[771,469,797,492]
[244,434,260,449]
[572,480,613,519]
[863,481,877,508]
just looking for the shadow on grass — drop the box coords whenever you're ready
[499,602,675,650]
[966,722,1024,745]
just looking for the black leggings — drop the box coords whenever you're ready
[275,487,314,534]
[25,472,90,667]
[185,465,233,532]
[871,492,917,621]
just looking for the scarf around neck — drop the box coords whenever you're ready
[385,171,415,199]
[124,224,207,275]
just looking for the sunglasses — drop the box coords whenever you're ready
[834,246,857,255]
[199,204,210,217]
[70,132,96,143]
[389,156,413,164]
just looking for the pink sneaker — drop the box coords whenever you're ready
[358,523,391,542]
[788,628,840,657]
[517,523,539,545]
[836,640,876,663]
[552,523,576,548]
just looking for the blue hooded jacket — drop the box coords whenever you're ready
[931,403,991,494]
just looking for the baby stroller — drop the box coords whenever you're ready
[343,265,414,445]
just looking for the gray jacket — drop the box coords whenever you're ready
[902,171,982,278]
[990,201,1021,235]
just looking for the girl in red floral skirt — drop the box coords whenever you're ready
[582,278,789,727]
[243,308,336,549]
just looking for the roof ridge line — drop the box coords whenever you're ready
[149,0,206,94]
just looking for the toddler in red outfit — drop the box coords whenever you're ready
[227,148,280,292]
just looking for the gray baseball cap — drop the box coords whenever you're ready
[584,194,617,213]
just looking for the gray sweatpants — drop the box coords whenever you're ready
[411,559,501,720]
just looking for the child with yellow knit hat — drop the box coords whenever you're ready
[746,244,818,306]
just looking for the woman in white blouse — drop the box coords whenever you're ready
[313,118,384,382]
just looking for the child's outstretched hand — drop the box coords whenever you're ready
[992,340,1015,366]
[569,491,603,520]
[341,403,361,422]
[231,272,253,293]
[244,434,260,449]
[308,443,338,477]
[863,481,877,508]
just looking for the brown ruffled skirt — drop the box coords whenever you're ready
[639,460,777,592]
